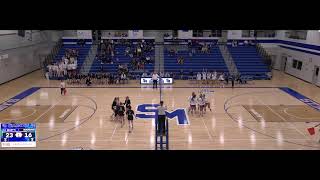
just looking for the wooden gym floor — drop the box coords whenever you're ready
[0,70,320,150]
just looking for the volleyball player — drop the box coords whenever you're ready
[218,73,225,86]
[124,96,131,111]
[111,97,118,120]
[202,71,207,84]
[60,80,66,95]
[118,102,125,127]
[126,106,135,133]
[206,71,212,84]
[198,94,206,117]
[188,92,197,115]
[196,72,202,85]
[203,94,212,112]
[212,71,217,85]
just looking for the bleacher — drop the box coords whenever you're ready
[53,44,92,72]
[228,46,270,80]
[89,42,155,76]
[164,45,229,79]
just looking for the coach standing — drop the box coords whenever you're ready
[157,101,167,135]
[152,72,159,89]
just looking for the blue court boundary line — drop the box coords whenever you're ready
[279,87,320,111]
[0,87,40,113]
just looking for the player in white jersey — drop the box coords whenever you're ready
[202,94,212,112]
[196,72,202,85]
[198,94,206,117]
[188,92,197,115]
[206,71,212,84]
[218,73,225,86]
[202,71,206,84]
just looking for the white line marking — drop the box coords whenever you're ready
[283,107,319,120]
[110,123,118,141]
[33,97,64,122]
[59,109,71,119]
[253,97,311,141]
[2,107,37,121]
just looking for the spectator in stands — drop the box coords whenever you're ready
[189,69,194,79]
[145,56,151,64]
[160,71,164,77]
[142,71,148,77]
[225,72,229,85]
[236,73,242,84]
[164,72,170,77]
[232,40,238,47]
[249,40,255,46]
[180,69,184,80]
[244,40,249,46]
[169,48,176,56]
[267,72,272,79]
[201,44,209,54]
[177,56,184,65]
[77,39,85,47]
[125,46,131,56]
[86,76,92,86]
[136,46,142,57]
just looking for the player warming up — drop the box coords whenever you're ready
[188,92,197,115]
[118,102,125,127]
[198,94,206,117]
[60,80,66,95]
[203,94,212,112]
[126,106,135,133]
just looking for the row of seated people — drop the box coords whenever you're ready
[67,72,130,86]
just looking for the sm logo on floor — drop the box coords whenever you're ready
[136,104,189,125]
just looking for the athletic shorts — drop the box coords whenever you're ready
[190,105,196,108]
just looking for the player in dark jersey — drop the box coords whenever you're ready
[118,102,125,127]
[111,97,118,120]
[124,96,131,111]
[126,106,135,133]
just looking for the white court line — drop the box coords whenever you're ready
[253,96,311,141]
[2,107,37,121]
[110,123,119,141]
[33,97,64,123]
[283,107,319,120]
[200,117,214,142]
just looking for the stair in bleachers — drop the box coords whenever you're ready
[228,46,270,80]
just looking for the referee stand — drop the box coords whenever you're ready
[155,117,169,150]
[155,73,169,150]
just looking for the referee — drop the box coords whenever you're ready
[157,101,167,135]
[152,72,159,89]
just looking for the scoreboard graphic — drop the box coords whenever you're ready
[1,123,36,147]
